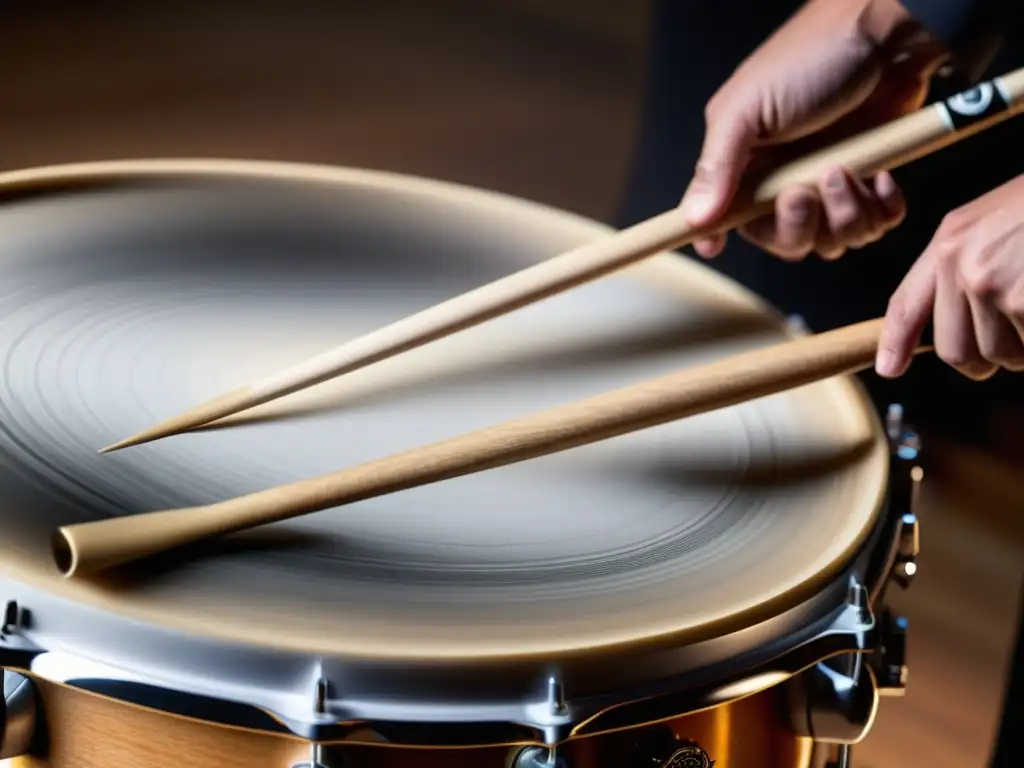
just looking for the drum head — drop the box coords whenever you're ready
[0,161,887,660]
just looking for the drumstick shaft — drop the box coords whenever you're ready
[99,67,1024,454]
[60,318,927,576]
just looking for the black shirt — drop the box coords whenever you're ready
[900,0,1018,80]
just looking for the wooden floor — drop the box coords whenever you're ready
[1,2,1022,766]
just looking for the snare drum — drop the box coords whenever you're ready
[0,161,921,768]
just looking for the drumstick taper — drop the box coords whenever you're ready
[59,318,931,577]
[99,66,1024,454]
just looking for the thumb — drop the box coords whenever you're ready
[680,115,757,227]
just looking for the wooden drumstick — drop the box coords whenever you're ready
[60,318,932,577]
[99,66,1024,454]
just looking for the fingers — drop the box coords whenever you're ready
[818,168,871,253]
[872,170,906,225]
[816,169,903,254]
[967,294,1024,372]
[877,176,1024,382]
[680,116,757,229]
[1000,279,1024,353]
[692,233,728,258]
[878,222,1024,380]
[877,248,935,378]
[738,187,820,261]
[738,167,905,261]
[933,251,996,380]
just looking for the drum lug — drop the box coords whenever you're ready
[871,610,909,696]
[885,404,923,591]
[512,746,568,768]
[522,674,574,747]
[2,601,20,635]
[784,650,878,745]
[891,512,920,590]
[822,744,854,768]
[290,743,348,768]
[1,669,39,760]
[510,676,582,768]
[0,600,45,668]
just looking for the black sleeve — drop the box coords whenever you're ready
[898,0,1014,81]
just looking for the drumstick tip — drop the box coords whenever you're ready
[97,386,260,455]
[98,437,148,454]
[98,422,197,454]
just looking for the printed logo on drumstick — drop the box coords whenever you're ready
[936,78,1012,130]
[661,742,715,768]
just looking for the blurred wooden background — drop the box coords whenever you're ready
[1,2,1022,766]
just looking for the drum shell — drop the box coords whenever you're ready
[9,677,813,768]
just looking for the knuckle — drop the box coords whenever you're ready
[830,206,861,234]
[937,209,971,239]
[959,255,997,296]
[936,343,974,370]
[885,294,912,327]
[933,239,960,267]
[1004,283,1024,316]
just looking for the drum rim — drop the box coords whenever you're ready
[0,157,890,662]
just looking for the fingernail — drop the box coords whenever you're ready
[875,171,896,199]
[693,236,723,259]
[681,186,715,224]
[826,168,846,190]
[875,348,898,377]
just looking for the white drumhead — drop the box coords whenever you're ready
[0,160,887,660]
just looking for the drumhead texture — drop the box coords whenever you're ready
[0,161,887,659]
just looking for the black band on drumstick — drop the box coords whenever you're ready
[936,77,1012,130]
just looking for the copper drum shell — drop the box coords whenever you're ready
[9,678,814,768]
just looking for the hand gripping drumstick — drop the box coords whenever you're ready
[58,318,934,577]
[100,66,1024,454]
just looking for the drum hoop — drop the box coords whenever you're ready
[0,158,890,663]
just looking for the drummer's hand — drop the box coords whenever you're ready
[679,0,945,260]
[876,174,1024,380]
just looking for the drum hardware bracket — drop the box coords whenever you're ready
[1,669,39,761]
[891,511,919,590]
[0,600,43,668]
[290,743,348,768]
[823,744,853,768]
[871,610,909,696]
[314,676,329,715]
[884,403,923,593]
[546,676,567,716]
[846,580,870,627]
[574,576,877,743]
[1,598,45,760]
[513,745,567,768]
[783,652,878,745]
[520,674,574,747]
[2,601,20,635]
[784,577,881,745]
